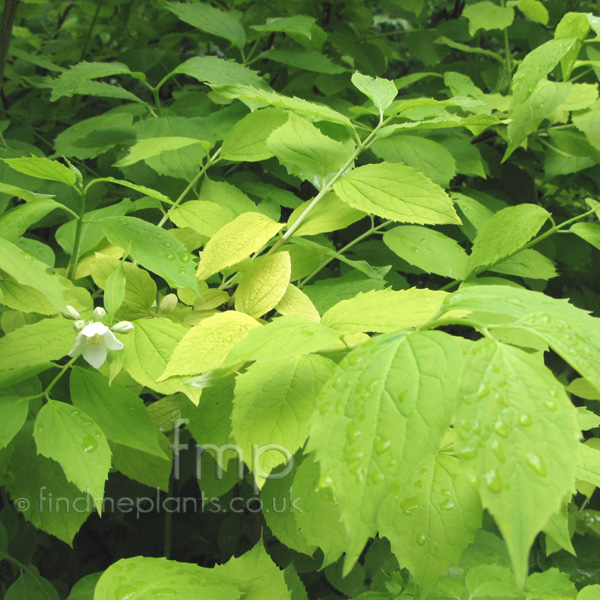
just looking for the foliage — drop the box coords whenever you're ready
[1,0,600,598]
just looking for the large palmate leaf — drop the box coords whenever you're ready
[307,330,466,569]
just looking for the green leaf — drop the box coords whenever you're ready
[383,225,469,279]
[490,248,557,280]
[213,84,353,127]
[307,331,465,568]
[512,0,549,25]
[334,163,461,225]
[99,216,197,289]
[0,238,68,310]
[221,108,288,162]
[379,454,482,597]
[70,367,165,458]
[232,355,335,480]
[570,222,600,251]
[579,585,600,600]
[235,252,291,319]
[567,377,600,401]
[0,199,64,241]
[512,37,577,107]
[34,400,111,511]
[114,137,208,168]
[321,288,448,335]
[2,156,77,187]
[267,113,354,187]
[573,105,600,149]
[0,396,29,449]
[196,212,283,280]
[164,1,246,48]
[104,263,126,317]
[462,1,514,36]
[260,48,344,74]
[371,134,457,188]
[505,80,573,159]
[468,204,550,273]
[222,315,340,368]
[287,191,365,236]
[158,311,261,380]
[5,426,92,545]
[252,16,317,40]
[5,572,60,600]
[0,317,74,371]
[214,539,291,599]
[351,72,397,115]
[275,284,320,322]
[168,55,264,88]
[454,340,580,585]
[110,434,172,492]
[122,317,201,403]
[0,181,56,203]
[169,201,233,238]
[94,556,242,600]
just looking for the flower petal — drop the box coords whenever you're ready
[81,321,109,337]
[68,333,85,358]
[82,344,108,369]
[103,330,124,351]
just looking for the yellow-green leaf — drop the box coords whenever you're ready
[275,284,320,322]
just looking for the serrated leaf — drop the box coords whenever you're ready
[454,340,580,585]
[0,317,74,371]
[99,216,197,289]
[267,113,354,187]
[196,212,283,280]
[321,288,448,334]
[169,55,264,87]
[232,355,335,480]
[468,204,550,273]
[122,318,201,403]
[94,556,242,600]
[287,191,365,236]
[158,311,260,380]
[261,48,344,74]
[379,454,482,597]
[512,37,577,107]
[104,263,126,317]
[383,225,469,279]
[275,284,320,322]
[114,137,208,168]
[490,248,557,280]
[221,108,288,162]
[371,135,457,188]
[307,331,465,568]
[70,367,165,458]
[463,2,514,36]
[0,396,29,449]
[212,84,353,127]
[0,238,68,310]
[5,426,91,545]
[235,251,291,318]
[252,16,316,40]
[222,315,340,368]
[334,163,461,225]
[0,199,63,241]
[34,400,111,511]
[351,72,397,115]
[2,156,77,187]
[513,0,549,25]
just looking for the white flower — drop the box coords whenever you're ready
[69,321,124,369]
[64,305,82,320]
[93,306,107,319]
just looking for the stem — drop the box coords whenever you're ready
[501,0,512,92]
[268,116,389,257]
[79,0,103,62]
[66,188,87,280]
[43,355,79,400]
[0,0,20,100]
[157,147,221,228]
[0,554,55,600]
[152,86,162,116]
[299,220,392,287]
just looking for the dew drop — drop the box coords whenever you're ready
[416,534,427,546]
[459,446,478,459]
[519,413,532,427]
[493,418,509,438]
[525,452,547,476]
[400,496,419,515]
[81,435,97,453]
[371,470,385,484]
[544,399,558,412]
[165,252,176,261]
[178,251,191,263]
[375,438,391,455]
[484,469,502,493]
[490,439,506,462]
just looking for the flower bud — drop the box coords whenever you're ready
[63,305,82,320]
[111,321,134,333]
[74,320,86,331]
[159,294,178,313]
[93,306,107,319]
